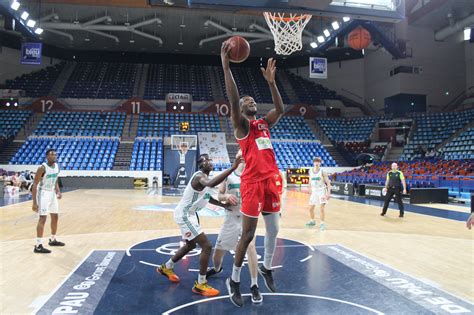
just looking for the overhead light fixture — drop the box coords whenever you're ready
[27,19,36,27]
[317,36,325,43]
[323,29,330,37]
[129,39,135,43]
[21,11,29,20]
[34,27,43,35]
[310,42,318,48]
[343,17,351,22]
[362,49,365,55]
[11,1,20,11]
[6,102,10,107]
[464,28,471,41]
[445,91,449,96]
[14,102,18,107]
[332,21,340,30]
[178,41,184,46]
[84,37,90,42]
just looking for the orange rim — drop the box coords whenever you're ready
[265,13,311,22]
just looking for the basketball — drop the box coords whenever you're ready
[348,26,371,50]
[227,36,250,63]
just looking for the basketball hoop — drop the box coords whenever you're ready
[263,12,312,55]
[178,142,189,164]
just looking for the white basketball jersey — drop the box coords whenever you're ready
[39,162,60,192]
[225,171,242,214]
[174,171,211,220]
[309,167,325,191]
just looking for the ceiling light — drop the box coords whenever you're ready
[332,21,339,30]
[464,28,471,41]
[323,29,330,37]
[310,42,318,48]
[317,36,325,43]
[11,1,20,11]
[21,11,29,20]
[34,27,43,35]
[343,17,351,22]
[27,19,36,27]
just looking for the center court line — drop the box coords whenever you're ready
[162,293,384,315]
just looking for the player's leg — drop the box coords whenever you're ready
[34,191,51,253]
[227,180,261,307]
[381,189,395,216]
[319,203,326,231]
[207,214,239,278]
[259,175,281,292]
[246,236,262,303]
[306,204,316,226]
[192,232,220,296]
[157,215,200,283]
[394,189,404,217]
[48,196,65,246]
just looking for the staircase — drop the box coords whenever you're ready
[121,114,139,142]
[209,66,224,100]
[50,61,76,97]
[0,141,23,164]
[385,147,404,161]
[324,145,350,167]
[134,63,149,98]
[112,142,134,170]
[434,120,474,151]
[278,71,299,104]
[14,113,44,141]
[305,119,331,144]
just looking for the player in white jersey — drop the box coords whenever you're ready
[306,157,332,231]
[205,150,262,304]
[31,149,64,254]
[157,154,242,297]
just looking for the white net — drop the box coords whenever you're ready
[263,12,312,55]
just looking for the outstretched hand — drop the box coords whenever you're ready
[221,41,232,67]
[261,58,276,84]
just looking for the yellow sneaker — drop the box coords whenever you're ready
[192,281,220,297]
[156,264,180,283]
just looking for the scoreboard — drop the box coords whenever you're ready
[286,167,309,185]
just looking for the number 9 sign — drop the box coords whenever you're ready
[299,106,307,116]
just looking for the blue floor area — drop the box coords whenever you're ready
[36,235,473,314]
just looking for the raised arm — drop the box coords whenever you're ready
[31,166,45,212]
[262,58,284,128]
[221,41,245,130]
[192,158,242,190]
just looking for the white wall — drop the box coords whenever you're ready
[0,46,62,84]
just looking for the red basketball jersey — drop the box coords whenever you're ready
[237,118,279,183]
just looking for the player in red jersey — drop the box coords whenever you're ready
[220,40,284,307]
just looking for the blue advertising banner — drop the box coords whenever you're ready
[20,42,42,65]
[309,57,327,79]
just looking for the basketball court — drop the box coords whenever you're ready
[0,0,473,314]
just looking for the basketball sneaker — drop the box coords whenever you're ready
[305,220,316,227]
[258,265,276,292]
[226,277,243,307]
[250,285,263,304]
[156,264,180,283]
[320,223,326,231]
[206,266,223,278]
[34,244,51,254]
[192,281,220,297]
[49,239,65,246]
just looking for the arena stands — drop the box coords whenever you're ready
[5,62,65,97]
[11,137,119,170]
[273,141,337,169]
[33,111,126,137]
[60,62,137,99]
[144,64,214,101]
[286,71,338,105]
[440,127,474,160]
[0,110,32,137]
[129,138,163,171]
[316,116,379,142]
[401,109,474,160]
[271,116,316,140]
[137,112,221,137]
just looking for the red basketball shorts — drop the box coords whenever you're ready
[240,173,281,218]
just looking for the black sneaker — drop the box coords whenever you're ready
[380,212,386,216]
[49,239,65,246]
[399,213,404,218]
[250,285,263,304]
[226,277,243,307]
[258,265,276,292]
[34,244,51,254]
[206,267,223,278]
